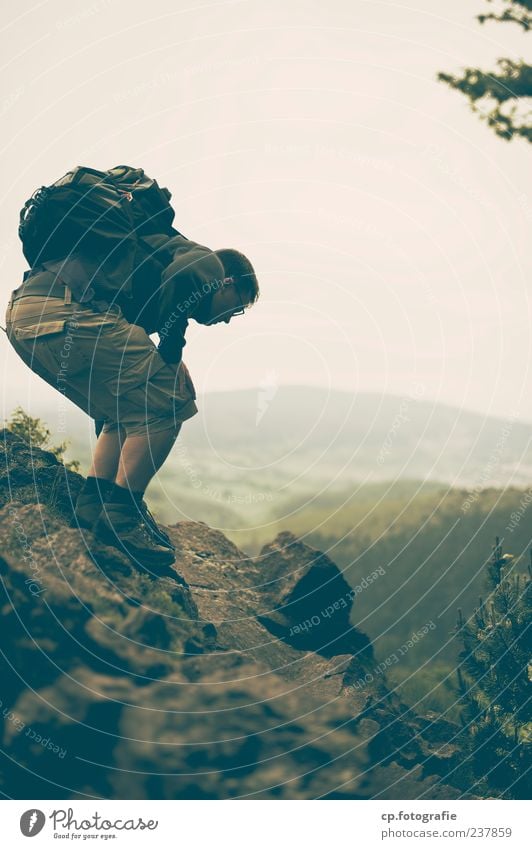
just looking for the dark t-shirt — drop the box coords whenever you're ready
[47,233,225,365]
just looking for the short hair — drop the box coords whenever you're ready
[214,248,259,307]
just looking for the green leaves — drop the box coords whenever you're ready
[478,0,532,32]
[5,406,80,473]
[438,3,532,142]
[454,538,531,798]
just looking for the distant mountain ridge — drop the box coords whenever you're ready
[39,385,532,489]
[190,387,531,486]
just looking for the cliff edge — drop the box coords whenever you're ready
[0,429,471,799]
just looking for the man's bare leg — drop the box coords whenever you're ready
[87,426,125,482]
[90,425,181,566]
[115,425,181,493]
[73,427,125,531]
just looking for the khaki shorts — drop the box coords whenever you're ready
[5,293,198,437]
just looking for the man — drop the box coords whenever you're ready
[4,234,259,574]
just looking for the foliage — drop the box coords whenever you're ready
[438,1,532,142]
[5,406,80,473]
[454,538,531,798]
[477,0,532,30]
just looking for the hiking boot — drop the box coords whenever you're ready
[139,500,175,551]
[93,499,176,570]
[73,481,175,552]
[72,478,114,530]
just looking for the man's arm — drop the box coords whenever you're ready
[157,312,189,364]
[155,237,225,363]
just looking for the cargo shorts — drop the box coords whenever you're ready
[5,291,198,437]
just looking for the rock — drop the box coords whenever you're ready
[255,530,372,657]
[0,429,84,521]
[0,433,474,799]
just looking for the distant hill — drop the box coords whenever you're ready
[186,386,532,484]
[34,384,532,484]
[286,486,532,719]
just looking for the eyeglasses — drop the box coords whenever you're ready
[223,278,245,317]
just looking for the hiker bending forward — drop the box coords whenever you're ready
[5,236,259,572]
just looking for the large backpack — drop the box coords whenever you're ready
[18,165,183,299]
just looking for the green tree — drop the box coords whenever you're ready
[455,538,531,798]
[6,406,80,473]
[438,1,532,142]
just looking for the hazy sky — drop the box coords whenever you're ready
[1,0,530,423]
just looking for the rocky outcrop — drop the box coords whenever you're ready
[0,428,472,799]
